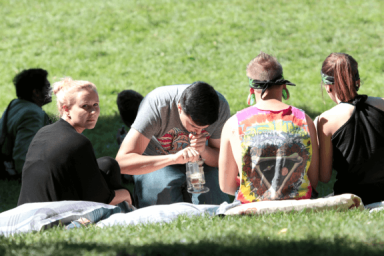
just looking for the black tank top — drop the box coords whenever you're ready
[332,95,384,204]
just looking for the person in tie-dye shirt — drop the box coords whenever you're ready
[219,52,319,203]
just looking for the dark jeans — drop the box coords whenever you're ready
[133,164,230,208]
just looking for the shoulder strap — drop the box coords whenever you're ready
[0,99,16,147]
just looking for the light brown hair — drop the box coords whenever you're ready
[321,53,359,102]
[246,52,283,81]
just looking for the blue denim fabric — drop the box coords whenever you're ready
[133,164,229,208]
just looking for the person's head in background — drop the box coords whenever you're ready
[13,68,52,107]
[246,52,295,104]
[321,52,360,104]
[117,90,144,128]
[53,77,99,133]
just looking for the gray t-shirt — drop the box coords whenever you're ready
[131,84,230,156]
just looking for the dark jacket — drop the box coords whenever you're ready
[0,99,50,174]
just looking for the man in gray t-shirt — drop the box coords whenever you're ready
[116,82,230,208]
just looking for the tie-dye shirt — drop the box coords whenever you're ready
[235,106,312,204]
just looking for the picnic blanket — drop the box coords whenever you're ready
[97,193,364,228]
[0,194,377,236]
[0,201,121,237]
[365,202,384,213]
[224,193,364,215]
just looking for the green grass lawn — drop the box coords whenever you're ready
[1,210,384,256]
[1,0,384,255]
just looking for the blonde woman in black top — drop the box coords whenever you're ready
[18,78,132,206]
[317,53,384,205]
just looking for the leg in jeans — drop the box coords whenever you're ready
[191,164,230,205]
[133,164,191,208]
[133,163,229,208]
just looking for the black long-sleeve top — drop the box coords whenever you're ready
[18,119,115,205]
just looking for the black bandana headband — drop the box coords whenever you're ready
[248,74,296,98]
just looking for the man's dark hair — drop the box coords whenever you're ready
[13,68,48,101]
[180,81,219,126]
[117,90,144,127]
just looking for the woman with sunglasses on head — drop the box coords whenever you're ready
[317,53,384,205]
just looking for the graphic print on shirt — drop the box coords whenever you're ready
[155,127,210,155]
[236,107,312,203]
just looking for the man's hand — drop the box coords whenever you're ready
[172,147,200,164]
[189,133,208,155]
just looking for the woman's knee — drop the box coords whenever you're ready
[97,156,122,189]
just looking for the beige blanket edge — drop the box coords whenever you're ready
[224,194,364,215]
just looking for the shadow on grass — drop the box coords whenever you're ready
[0,180,21,213]
[1,237,383,256]
[79,114,126,158]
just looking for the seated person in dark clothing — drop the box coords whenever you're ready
[0,69,52,180]
[116,90,144,145]
[116,90,144,184]
[317,53,384,205]
[18,78,133,206]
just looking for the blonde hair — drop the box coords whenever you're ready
[53,77,98,116]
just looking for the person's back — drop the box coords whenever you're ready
[219,52,319,202]
[320,95,384,204]
[18,119,95,204]
[19,77,133,207]
[317,53,384,205]
[0,69,51,179]
[235,105,313,203]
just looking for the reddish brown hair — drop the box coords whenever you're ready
[321,53,359,102]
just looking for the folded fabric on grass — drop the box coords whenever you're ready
[97,203,219,228]
[0,194,366,235]
[365,201,384,213]
[0,201,120,237]
[224,194,364,215]
[97,194,363,228]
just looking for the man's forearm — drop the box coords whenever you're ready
[200,146,220,167]
[116,153,176,175]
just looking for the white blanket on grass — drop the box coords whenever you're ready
[97,203,220,228]
[1,194,376,236]
[97,194,364,228]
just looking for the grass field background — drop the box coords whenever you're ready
[1,0,384,255]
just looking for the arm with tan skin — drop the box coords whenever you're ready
[305,114,319,189]
[218,117,239,195]
[109,189,132,205]
[116,128,200,175]
[189,134,220,167]
[317,113,333,183]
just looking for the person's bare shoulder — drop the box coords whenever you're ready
[319,104,354,135]
[224,115,238,132]
[220,115,238,141]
